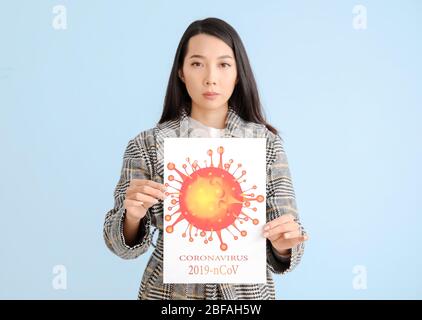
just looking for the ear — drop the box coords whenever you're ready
[178,70,185,83]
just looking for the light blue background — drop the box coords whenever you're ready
[1,0,421,299]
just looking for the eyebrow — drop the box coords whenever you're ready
[188,54,234,60]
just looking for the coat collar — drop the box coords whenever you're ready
[153,106,245,177]
[160,105,245,138]
[182,105,245,138]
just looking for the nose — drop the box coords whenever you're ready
[205,67,217,86]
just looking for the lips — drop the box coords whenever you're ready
[203,92,219,96]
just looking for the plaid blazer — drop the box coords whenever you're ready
[103,106,306,300]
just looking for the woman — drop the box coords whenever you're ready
[103,17,308,300]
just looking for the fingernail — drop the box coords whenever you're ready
[263,232,269,237]
[264,225,270,231]
[284,233,290,239]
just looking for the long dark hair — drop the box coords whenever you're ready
[158,17,278,135]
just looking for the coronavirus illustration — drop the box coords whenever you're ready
[164,146,264,251]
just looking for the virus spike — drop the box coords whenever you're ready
[207,149,214,167]
[243,185,257,192]
[236,170,247,181]
[165,212,178,221]
[243,195,265,203]
[231,221,242,233]
[188,224,194,242]
[232,163,242,175]
[239,211,253,221]
[182,223,190,238]
[168,203,180,211]
[166,184,180,192]
[216,230,228,251]
[241,193,255,197]
[217,146,224,169]
[167,162,191,182]
[182,163,189,175]
[193,160,201,170]
[226,227,238,240]
[186,158,193,170]
[166,210,184,233]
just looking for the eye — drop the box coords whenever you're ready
[221,63,231,68]
[191,62,202,67]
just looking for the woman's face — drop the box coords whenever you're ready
[179,34,238,112]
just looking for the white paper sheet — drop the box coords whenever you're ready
[163,138,266,283]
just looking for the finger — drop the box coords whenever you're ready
[127,192,159,205]
[145,180,167,192]
[265,222,299,242]
[124,199,148,208]
[129,179,148,186]
[128,185,166,201]
[130,179,166,192]
[143,185,167,200]
[264,214,296,231]
[286,233,309,243]
[273,234,309,251]
[283,230,302,240]
[274,235,308,249]
[263,222,298,239]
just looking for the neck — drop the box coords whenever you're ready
[190,102,228,129]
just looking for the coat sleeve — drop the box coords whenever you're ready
[265,132,306,274]
[103,137,153,260]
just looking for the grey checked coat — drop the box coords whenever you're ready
[103,106,306,299]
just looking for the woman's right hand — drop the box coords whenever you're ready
[123,179,167,221]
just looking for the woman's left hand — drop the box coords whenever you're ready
[263,214,309,256]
